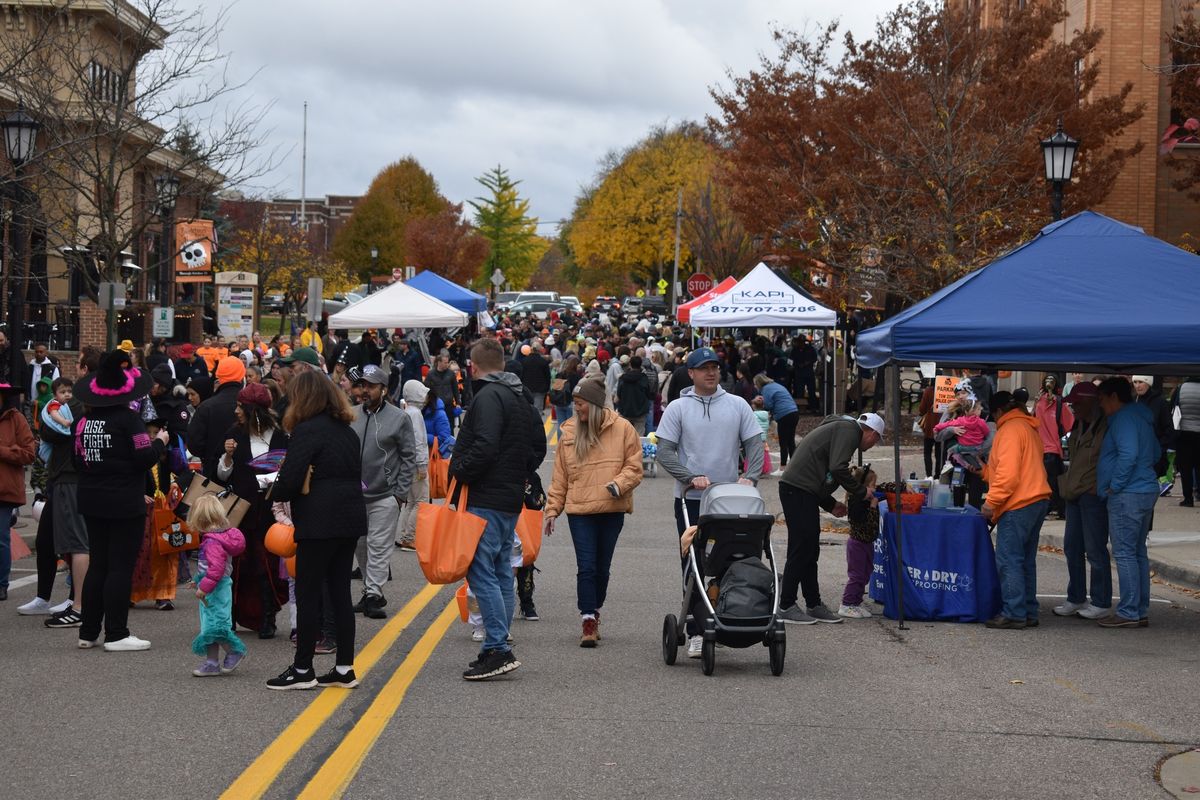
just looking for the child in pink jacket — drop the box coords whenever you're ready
[933,401,991,471]
[187,495,247,677]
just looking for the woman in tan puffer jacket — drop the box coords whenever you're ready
[544,375,643,647]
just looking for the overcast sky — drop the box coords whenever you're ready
[188,0,902,229]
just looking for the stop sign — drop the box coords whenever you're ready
[686,272,714,297]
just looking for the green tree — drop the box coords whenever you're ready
[333,157,446,280]
[468,165,543,290]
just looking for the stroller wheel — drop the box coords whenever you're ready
[662,615,679,665]
[701,638,716,676]
[769,636,786,676]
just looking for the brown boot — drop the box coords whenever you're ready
[580,617,599,648]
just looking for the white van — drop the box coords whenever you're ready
[515,291,560,304]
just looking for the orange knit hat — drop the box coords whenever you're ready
[214,356,246,385]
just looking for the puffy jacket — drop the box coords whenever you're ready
[982,409,1051,521]
[546,410,642,517]
[271,412,367,541]
[615,369,652,418]
[425,368,460,410]
[450,372,546,512]
[187,381,241,477]
[423,398,455,457]
[1098,402,1160,497]
[0,407,35,505]
[196,527,247,594]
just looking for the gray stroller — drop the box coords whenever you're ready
[661,483,785,676]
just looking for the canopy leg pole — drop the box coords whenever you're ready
[892,361,907,631]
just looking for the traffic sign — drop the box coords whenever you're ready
[850,266,886,310]
[491,269,505,287]
[686,272,714,297]
[636,289,645,298]
[656,278,668,291]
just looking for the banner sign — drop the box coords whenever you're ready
[175,219,216,283]
[933,375,957,413]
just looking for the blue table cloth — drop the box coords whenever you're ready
[869,505,1001,622]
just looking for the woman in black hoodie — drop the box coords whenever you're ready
[74,351,168,651]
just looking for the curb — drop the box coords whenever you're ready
[1039,529,1200,594]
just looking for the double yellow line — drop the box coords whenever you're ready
[220,583,455,800]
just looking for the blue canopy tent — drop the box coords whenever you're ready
[854,211,1200,631]
[405,270,488,315]
[857,211,1200,374]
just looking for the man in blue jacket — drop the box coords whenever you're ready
[1095,377,1161,628]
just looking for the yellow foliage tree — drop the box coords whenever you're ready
[567,124,714,292]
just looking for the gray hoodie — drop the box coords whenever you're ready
[655,385,763,499]
[351,399,416,503]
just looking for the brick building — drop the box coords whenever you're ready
[964,0,1200,242]
[264,195,363,254]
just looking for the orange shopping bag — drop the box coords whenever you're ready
[428,437,450,500]
[415,480,486,584]
[515,508,543,567]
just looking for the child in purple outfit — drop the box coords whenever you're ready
[839,465,880,619]
[187,495,247,677]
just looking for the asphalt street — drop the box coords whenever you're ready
[3,449,1199,800]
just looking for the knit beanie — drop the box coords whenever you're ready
[237,382,271,409]
[573,375,607,408]
[215,356,246,386]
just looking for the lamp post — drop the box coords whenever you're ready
[1,105,40,389]
[1040,118,1079,222]
[154,173,180,307]
[370,245,379,276]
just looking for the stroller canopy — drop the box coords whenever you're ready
[700,483,767,518]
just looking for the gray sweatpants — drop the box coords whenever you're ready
[396,473,429,545]
[356,497,401,598]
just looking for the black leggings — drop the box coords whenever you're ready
[294,538,357,671]
[80,514,145,643]
[35,493,59,602]
[777,411,800,468]
[922,437,943,479]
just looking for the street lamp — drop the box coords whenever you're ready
[154,173,180,305]
[370,245,379,275]
[1040,118,1079,222]
[1,105,40,387]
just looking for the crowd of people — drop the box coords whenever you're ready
[0,309,1196,685]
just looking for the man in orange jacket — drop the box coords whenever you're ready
[979,389,1052,630]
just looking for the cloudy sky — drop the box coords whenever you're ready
[185,0,901,229]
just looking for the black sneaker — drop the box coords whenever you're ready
[316,667,359,688]
[266,665,317,690]
[363,595,387,620]
[353,594,368,614]
[313,638,336,655]
[45,608,83,628]
[462,649,520,681]
[519,602,539,621]
[351,567,362,579]
[984,615,1026,630]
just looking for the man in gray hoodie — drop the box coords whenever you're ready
[656,346,763,658]
[350,365,416,619]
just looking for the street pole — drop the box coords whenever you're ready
[1051,181,1063,222]
[671,188,682,314]
[159,205,175,306]
[6,179,31,388]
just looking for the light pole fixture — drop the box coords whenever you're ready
[1,104,39,383]
[370,245,379,274]
[1040,118,1079,222]
[154,173,180,306]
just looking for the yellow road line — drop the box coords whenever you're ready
[296,600,459,800]
[543,414,557,446]
[219,582,444,800]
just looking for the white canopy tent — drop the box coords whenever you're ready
[327,280,469,328]
[688,262,837,328]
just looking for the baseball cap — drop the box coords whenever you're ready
[357,364,388,385]
[685,347,720,369]
[278,346,320,367]
[858,412,886,437]
[1063,382,1099,403]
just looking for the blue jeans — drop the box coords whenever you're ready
[1108,491,1157,621]
[994,500,1049,621]
[567,512,624,615]
[554,405,572,441]
[1063,494,1111,608]
[466,506,518,653]
[0,502,14,590]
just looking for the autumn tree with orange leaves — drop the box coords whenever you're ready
[404,202,491,288]
[710,0,1143,304]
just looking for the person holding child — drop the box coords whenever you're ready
[187,494,248,676]
[933,399,990,471]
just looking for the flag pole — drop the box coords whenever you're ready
[300,101,308,232]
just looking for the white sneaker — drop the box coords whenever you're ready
[687,635,703,658]
[17,597,51,615]
[471,627,484,642]
[838,604,872,619]
[1053,600,1088,617]
[50,599,72,614]
[1078,604,1111,620]
[769,470,784,477]
[77,638,97,649]
[103,635,151,652]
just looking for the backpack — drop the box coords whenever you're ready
[548,377,571,407]
[715,558,774,619]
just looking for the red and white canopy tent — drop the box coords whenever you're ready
[676,276,737,324]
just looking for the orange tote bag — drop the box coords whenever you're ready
[428,437,450,500]
[515,508,543,567]
[415,480,486,584]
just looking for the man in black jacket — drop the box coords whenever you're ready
[187,356,245,477]
[520,343,551,414]
[616,355,653,434]
[450,337,546,681]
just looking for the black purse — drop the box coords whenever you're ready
[524,472,546,510]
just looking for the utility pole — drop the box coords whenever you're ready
[670,188,682,314]
[299,101,308,231]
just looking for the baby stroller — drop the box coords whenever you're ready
[662,483,785,676]
[641,437,658,478]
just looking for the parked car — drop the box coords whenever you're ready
[493,291,520,312]
[641,294,669,315]
[262,293,287,314]
[622,296,643,316]
[592,296,621,314]
[322,291,365,317]
[506,300,569,320]
[559,295,584,313]
[515,291,560,304]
